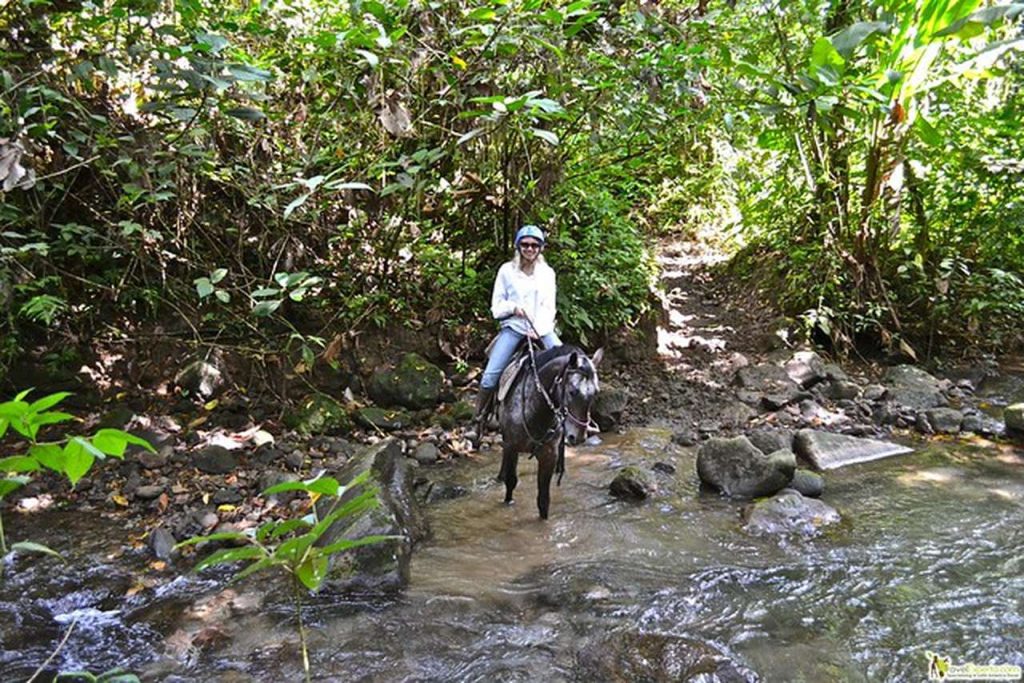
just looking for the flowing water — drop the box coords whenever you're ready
[2,429,1022,682]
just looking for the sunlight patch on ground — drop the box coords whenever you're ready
[896,468,964,486]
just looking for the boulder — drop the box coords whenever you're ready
[354,406,412,431]
[609,466,656,501]
[367,353,445,410]
[918,408,963,435]
[592,384,629,432]
[883,365,948,410]
[784,350,828,388]
[318,438,429,591]
[743,489,840,536]
[285,394,352,436]
[793,429,912,470]
[789,469,825,498]
[746,428,793,455]
[696,436,795,499]
[1005,403,1024,434]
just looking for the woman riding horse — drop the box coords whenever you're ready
[473,225,562,429]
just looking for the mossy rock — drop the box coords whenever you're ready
[367,352,445,410]
[355,406,412,431]
[436,400,475,429]
[285,394,353,436]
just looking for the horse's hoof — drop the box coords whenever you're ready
[504,499,515,506]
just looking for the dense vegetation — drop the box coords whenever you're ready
[1,0,1021,379]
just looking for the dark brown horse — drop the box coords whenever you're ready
[496,344,603,519]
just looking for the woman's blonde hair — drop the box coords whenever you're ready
[512,251,546,272]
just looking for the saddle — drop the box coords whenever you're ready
[482,334,533,405]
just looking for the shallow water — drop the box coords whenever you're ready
[2,429,1023,681]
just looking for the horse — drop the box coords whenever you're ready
[494,343,603,519]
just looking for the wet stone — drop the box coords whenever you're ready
[148,526,177,560]
[413,442,439,465]
[252,444,283,466]
[609,466,655,501]
[743,489,841,536]
[790,469,825,498]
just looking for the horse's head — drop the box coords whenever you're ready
[558,347,603,446]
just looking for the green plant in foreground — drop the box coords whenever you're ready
[176,470,397,683]
[0,390,154,559]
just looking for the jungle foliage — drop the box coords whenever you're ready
[0,0,1021,371]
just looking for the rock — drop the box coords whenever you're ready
[212,487,243,505]
[961,412,1005,438]
[318,438,430,591]
[421,482,469,504]
[696,436,796,499]
[609,466,655,501]
[138,447,170,469]
[784,350,828,388]
[883,365,948,410]
[671,431,698,447]
[789,469,825,498]
[743,489,840,536]
[793,429,912,470]
[862,384,887,401]
[720,400,757,427]
[284,450,305,470]
[252,445,284,466]
[412,442,439,465]
[98,406,135,429]
[592,384,629,432]
[1005,403,1024,433]
[367,353,445,410]
[135,484,165,500]
[827,380,861,401]
[576,631,758,682]
[746,428,793,455]
[920,407,964,435]
[822,363,850,382]
[733,365,802,408]
[355,406,412,431]
[148,526,177,560]
[194,446,239,474]
[174,359,225,399]
[284,394,352,436]
[652,461,676,475]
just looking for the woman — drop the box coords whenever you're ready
[474,224,562,424]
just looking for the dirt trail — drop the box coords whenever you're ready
[607,237,783,433]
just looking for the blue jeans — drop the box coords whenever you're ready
[481,326,561,389]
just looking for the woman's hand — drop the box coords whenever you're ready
[514,306,528,318]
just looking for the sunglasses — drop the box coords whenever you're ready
[519,241,542,251]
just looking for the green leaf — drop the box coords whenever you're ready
[225,107,265,121]
[914,114,943,146]
[283,193,311,219]
[934,4,1024,38]
[252,300,282,317]
[295,553,329,590]
[10,541,65,562]
[195,545,267,572]
[30,444,65,472]
[174,531,252,549]
[355,49,379,67]
[232,556,277,582]
[0,456,41,473]
[92,429,130,457]
[195,277,214,299]
[215,290,231,304]
[63,438,96,486]
[0,476,30,498]
[210,268,228,284]
[830,21,890,58]
[531,128,559,146]
[227,64,273,82]
[29,411,76,428]
[264,476,340,496]
[319,533,399,556]
[810,37,845,72]
[28,391,70,413]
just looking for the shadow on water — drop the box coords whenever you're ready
[2,429,1023,681]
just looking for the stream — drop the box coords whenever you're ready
[2,426,1022,682]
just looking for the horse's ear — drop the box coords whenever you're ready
[568,351,580,368]
[591,348,604,367]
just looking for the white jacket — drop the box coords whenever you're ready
[490,258,557,337]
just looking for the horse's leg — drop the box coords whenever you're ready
[500,445,519,505]
[536,443,557,520]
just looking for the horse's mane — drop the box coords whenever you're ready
[533,344,595,377]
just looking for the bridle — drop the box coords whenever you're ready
[519,338,597,484]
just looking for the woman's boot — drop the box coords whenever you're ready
[471,387,496,449]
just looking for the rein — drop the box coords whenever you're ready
[519,340,595,485]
